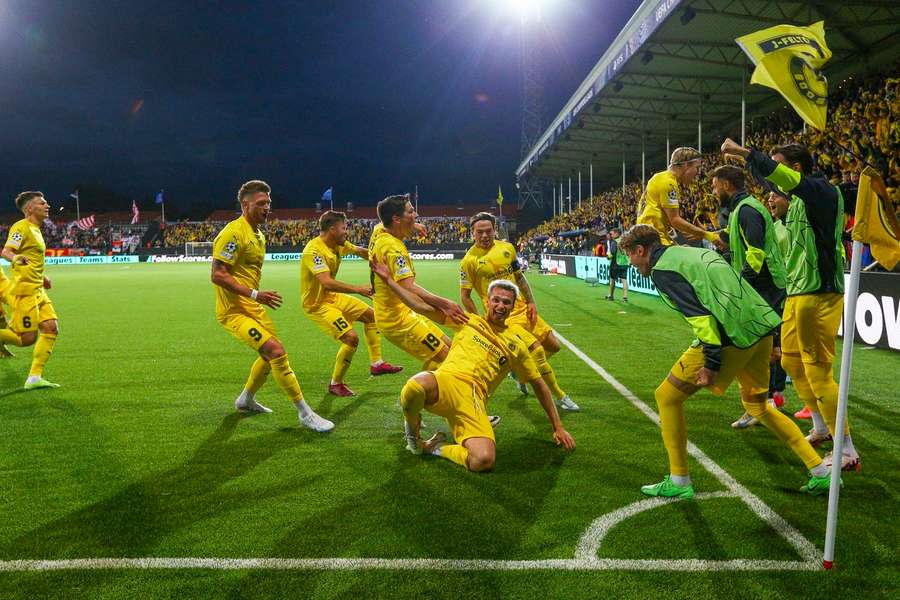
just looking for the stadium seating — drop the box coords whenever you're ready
[520,65,900,255]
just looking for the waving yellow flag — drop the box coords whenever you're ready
[736,21,831,130]
[496,185,504,207]
[854,167,900,270]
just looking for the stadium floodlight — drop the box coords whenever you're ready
[492,0,555,22]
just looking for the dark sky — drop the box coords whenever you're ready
[0,0,642,214]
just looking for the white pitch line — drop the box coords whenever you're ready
[555,332,820,564]
[0,557,818,572]
[574,492,736,560]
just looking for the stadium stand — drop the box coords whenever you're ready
[519,65,900,257]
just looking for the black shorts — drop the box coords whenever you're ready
[609,262,626,280]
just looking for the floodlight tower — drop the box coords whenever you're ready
[515,1,545,210]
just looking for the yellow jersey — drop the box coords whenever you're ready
[212,216,266,319]
[459,240,527,319]
[4,218,46,295]
[440,314,541,399]
[370,230,415,326]
[367,222,387,255]
[300,236,357,311]
[636,170,681,246]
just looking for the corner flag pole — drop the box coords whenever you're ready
[822,239,863,570]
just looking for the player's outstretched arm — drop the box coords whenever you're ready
[460,287,479,315]
[529,377,575,450]
[315,272,373,298]
[664,207,717,243]
[369,258,446,324]
[1,247,27,265]
[412,283,467,324]
[513,271,538,325]
[211,259,282,309]
[351,245,369,260]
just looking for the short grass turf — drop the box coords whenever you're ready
[0,260,897,599]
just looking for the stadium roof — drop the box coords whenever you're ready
[517,0,900,185]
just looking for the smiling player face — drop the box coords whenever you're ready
[243,192,271,226]
[487,287,516,325]
[472,219,495,250]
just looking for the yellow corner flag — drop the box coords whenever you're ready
[854,167,900,270]
[497,185,503,206]
[736,21,831,130]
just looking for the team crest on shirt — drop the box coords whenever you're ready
[396,255,411,275]
[11,232,22,243]
[313,254,324,268]
[220,240,237,260]
[508,342,517,351]
[503,251,510,258]
[668,189,678,202]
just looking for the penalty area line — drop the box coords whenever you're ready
[554,332,820,565]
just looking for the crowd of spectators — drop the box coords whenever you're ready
[520,65,900,255]
[161,216,472,249]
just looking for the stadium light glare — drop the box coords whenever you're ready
[493,0,554,22]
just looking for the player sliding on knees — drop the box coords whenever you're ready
[460,212,578,411]
[0,191,62,389]
[211,180,332,432]
[371,258,575,471]
[300,210,402,398]
[619,224,834,497]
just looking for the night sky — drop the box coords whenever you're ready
[0,0,642,215]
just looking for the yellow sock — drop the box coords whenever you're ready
[532,346,566,399]
[331,343,357,383]
[744,394,821,469]
[400,378,426,416]
[363,322,382,364]
[781,354,819,412]
[655,378,690,476]
[805,361,848,435]
[0,328,23,346]
[28,333,57,378]
[269,354,303,402]
[244,357,271,394]
[436,443,469,468]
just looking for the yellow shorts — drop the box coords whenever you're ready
[305,293,371,341]
[378,311,447,362]
[427,369,495,445]
[636,212,676,246]
[219,309,276,351]
[669,336,772,397]
[781,293,842,364]
[10,290,58,333]
[506,312,553,342]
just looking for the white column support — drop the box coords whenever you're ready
[578,170,582,209]
[741,71,747,146]
[589,163,594,204]
[641,134,646,196]
[697,95,703,153]
[568,177,572,213]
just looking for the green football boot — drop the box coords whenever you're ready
[24,377,61,390]
[800,474,841,496]
[640,475,694,499]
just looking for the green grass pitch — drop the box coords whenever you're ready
[0,260,897,598]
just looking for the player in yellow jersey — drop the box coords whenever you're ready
[0,192,61,389]
[0,265,14,358]
[372,260,575,471]
[211,180,332,432]
[636,147,717,246]
[460,212,579,411]
[369,194,467,370]
[301,210,402,397]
